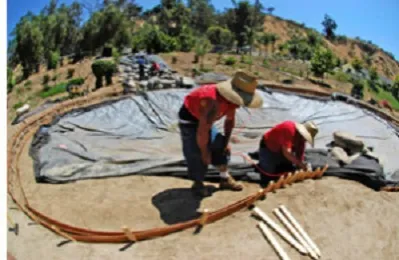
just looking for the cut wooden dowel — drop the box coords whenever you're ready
[122,226,137,242]
[199,209,209,226]
[279,205,321,258]
[274,175,285,190]
[282,173,292,187]
[252,207,307,254]
[257,222,291,260]
[273,208,319,259]
[264,181,275,193]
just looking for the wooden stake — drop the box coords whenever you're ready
[122,226,137,242]
[279,205,321,258]
[282,173,292,187]
[274,175,285,190]
[264,181,275,193]
[199,209,209,226]
[273,208,319,259]
[257,222,291,260]
[252,207,307,254]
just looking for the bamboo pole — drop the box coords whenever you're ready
[252,207,307,254]
[279,205,321,258]
[257,222,291,260]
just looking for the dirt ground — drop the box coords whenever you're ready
[6,124,399,260]
[7,53,399,259]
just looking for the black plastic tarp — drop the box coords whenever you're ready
[30,88,399,189]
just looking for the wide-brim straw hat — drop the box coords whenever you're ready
[216,71,263,108]
[295,121,319,147]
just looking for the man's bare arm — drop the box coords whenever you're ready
[223,109,236,148]
[282,147,307,170]
[197,99,217,164]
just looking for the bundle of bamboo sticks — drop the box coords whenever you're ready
[253,205,321,260]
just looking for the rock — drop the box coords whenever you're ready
[16,104,30,116]
[181,77,196,88]
[159,79,175,89]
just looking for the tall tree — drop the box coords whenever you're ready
[187,0,215,34]
[322,14,337,40]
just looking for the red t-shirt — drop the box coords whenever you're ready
[263,120,305,160]
[184,84,239,121]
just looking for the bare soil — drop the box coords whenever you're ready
[7,53,399,260]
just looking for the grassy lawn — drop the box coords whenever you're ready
[369,86,399,111]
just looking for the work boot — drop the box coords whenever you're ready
[219,176,243,191]
[191,181,212,197]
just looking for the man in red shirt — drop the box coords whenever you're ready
[258,120,319,182]
[179,71,263,196]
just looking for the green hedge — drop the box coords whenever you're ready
[68,77,85,86]
[91,60,117,89]
[224,56,237,66]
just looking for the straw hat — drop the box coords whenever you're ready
[295,121,319,147]
[216,71,263,108]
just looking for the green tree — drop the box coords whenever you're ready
[206,26,234,48]
[322,14,337,40]
[310,47,337,78]
[351,79,365,99]
[369,67,379,82]
[187,0,215,34]
[14,14,44,78]
[195,37,212,69]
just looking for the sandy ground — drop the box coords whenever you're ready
[7,135,399,260]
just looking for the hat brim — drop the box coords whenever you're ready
[295,123,315,147]
[216,80,263,108]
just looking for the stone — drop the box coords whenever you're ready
[181,77,196,88]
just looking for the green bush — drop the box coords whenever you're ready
[112,47,121,64]
[52,74,58,81]
[91,60,117,89]
[172,56,178,64]
[351,80,365,99]
[333,71,351,83]
[310,47,337,78]
[67,68,75,79]
[351,58,363,72]
[7,68,15,93]
[47,51,60,70]
[13,102,24,110]
[24,80,32,90]
[242,56,253,65]
[68,77,85,86]
[15,74,24,85]
[224,57,237,66]
[39,82,68,98]
[42,75,50,85]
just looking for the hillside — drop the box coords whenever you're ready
[262,15,399,81]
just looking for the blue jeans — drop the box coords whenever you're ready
[179,123,230,182]
[258,144,295,182]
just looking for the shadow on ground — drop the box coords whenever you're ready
[152,186,217,225]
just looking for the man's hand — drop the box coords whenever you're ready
[201,151,211,165]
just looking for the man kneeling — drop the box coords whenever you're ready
[178,71,263,196]
[257,120,318,183]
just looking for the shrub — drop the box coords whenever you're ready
[172,56,178,64]
[67,68,75,79]
[262,59,269,68]
[68,77,85,86]
[47,51,60,70]
[7,68,15,93]
[351,80,365,99]
[13,102,24,110]
[310,47,337,78]
[42,75,50,85]
[242,56,253,65]
[224,57,237,66]
[52,74,58,81]
[351,58,363,72]
[91,60,117,89]
[112,47,121,64]
[333,71,351,83]
[39,82,68,98]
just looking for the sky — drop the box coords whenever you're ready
[7,0,399,59]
